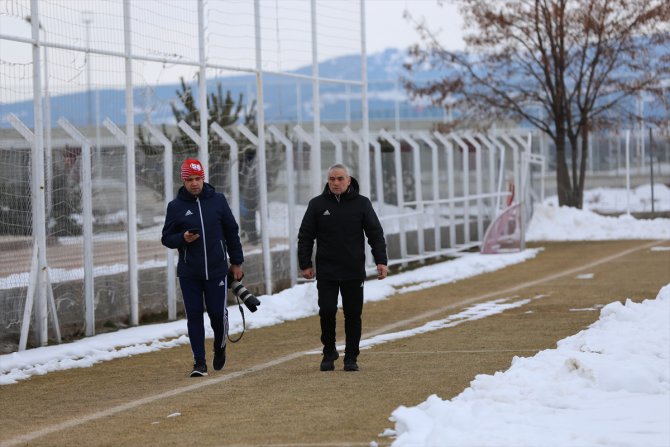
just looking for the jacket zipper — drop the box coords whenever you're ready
[196,197,208,280]
[220,240,227,263]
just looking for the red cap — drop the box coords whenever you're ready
[181,158,204,181]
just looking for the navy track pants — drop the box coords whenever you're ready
[179,276,229,364]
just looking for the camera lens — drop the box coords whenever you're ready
[231,280,251,300]
[230,280,260,312]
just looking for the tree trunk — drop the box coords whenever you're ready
[555,143,572,206]
[557,133,582,208]
[554,125,574,208]
[576,125,589,210]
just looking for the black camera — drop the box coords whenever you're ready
[227,272,261,312]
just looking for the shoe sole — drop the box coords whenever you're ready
[190,371,208,377]
[319,363,335,371]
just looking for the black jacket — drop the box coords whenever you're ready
[298,177,387,281]
[161,183,243,280]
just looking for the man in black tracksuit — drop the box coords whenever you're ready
[161,158,244,377]
[298,163,388,372]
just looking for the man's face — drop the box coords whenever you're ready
[327,168,351,195]
[184,175,204,196]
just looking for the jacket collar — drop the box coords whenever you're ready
[177,182,215,201]
[321,176,360,201]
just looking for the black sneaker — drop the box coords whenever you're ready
[190,362,208,377]
[319,351,339,371]
[343,359,359,372]
[213,346,226,371]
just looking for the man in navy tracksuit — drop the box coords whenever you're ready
[161,158,244,377]
[298,163,388,372]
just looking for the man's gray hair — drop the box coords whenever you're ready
[327,163,350,176]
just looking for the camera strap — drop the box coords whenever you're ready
[227,295,246,343]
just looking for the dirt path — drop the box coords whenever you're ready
[1,240,668,447]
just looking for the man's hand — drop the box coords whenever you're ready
[230,264,243,281]
[184,230,199,243]
[376,264,388,280]
[301,267,315,279]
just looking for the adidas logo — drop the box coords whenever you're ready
[219,280,225,287]
[323,210,330,216]
[185,210,193,216]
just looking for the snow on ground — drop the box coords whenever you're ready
[384,284,669,447]
[527,183,670,241]
[543,183,670,214]
[526,204,670,241]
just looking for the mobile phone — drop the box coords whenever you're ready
[186,227,200,235]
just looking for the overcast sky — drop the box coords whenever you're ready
[365,0,464,53]
[0,0,465,103]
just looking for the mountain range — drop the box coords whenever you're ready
[1,48,445,129]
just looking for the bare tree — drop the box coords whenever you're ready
[404,0,670,208]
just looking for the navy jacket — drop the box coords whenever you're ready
[161,183,243,280]
[298,177,387,281]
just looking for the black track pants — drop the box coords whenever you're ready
[317,279,364,360]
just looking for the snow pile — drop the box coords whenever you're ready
[387,284,670,447]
